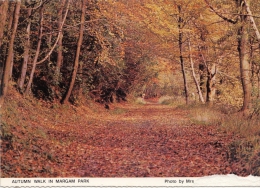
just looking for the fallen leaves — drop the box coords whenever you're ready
[1,103,251,177]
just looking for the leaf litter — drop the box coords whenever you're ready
[1,100,250,177]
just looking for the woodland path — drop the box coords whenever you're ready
[48,103,240,177]
[2,101,246,177]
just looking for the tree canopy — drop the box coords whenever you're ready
[0,0,259,113]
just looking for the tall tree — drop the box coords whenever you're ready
[0,0,8,48]
[24,6,44,95]
[62,0,87,104]
[0,0,21,107]
[177,4,189,104]
[55,0,66,83]
[237,1,251,113]
[18,0,32,91]
[244,0,260,42]
[204,0,252,113]
[188,37,205,103]
[24,0,70,95]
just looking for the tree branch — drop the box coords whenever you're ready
[204,0,238,24]
[244,0,260,41]
[35,0,70,65]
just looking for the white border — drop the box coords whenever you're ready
[1,175,260,187]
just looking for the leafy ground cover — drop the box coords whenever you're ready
[0,91,257,177]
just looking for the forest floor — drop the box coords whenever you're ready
[0,90,257,177]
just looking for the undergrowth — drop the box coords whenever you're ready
[2,88,259,177]
[181,103,260,176]
[158,96,186,106]
[0,87,110,177]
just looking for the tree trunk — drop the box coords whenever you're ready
[0,0,8,48]
[24,1,69,95]
[55,0,66,83]
[244,0,260,42]
[0,0,21,107]
[204,0,253,113]
[258,70,260,99]
[178,5,189,104]
[198,45,217,105]
[35,0,69,65]
[78,60,83,100]
[24,6,44,95]
[62,0,86,104]
[199,63,207,100]
[206,63,217,105]
[48,16,52,63]
[18,6,32,91]
[238,25,251,113]
[7,2,15,31]
[188,38,205,103]
[238,1,251,114]
[1,2,15,84]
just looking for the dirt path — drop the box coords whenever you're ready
[2,103,246,177]
[50,104,240,177]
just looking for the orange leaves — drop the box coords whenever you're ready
[1,102,251,177]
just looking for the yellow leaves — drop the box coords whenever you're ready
[143,2,178,37]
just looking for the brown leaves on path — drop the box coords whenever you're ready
[1,103,248,177]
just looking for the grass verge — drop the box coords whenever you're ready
[182,103,260,176]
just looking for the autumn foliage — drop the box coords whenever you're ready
[1,0,260,178]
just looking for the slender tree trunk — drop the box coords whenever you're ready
[35,0,69,65]
[56,0,66,83]
[24,1,69,95]
[244,0,260,42]
[0,1,9,100]
[18,6,32,91]
[78,60,83,99]
[0,0,8,48]
[24,6,44,95]
[0,0,21,107]
[48,16,52,63]
[1,2,15,81]
[258,70,260,99]
[199,60,207,100]
[7,3,15,31]
[206,63,217,105]
[199,46,217,105]
[238,26,251,112]
[188,38,205,103]
[238,2,251,114]
[177,5,189,104]
[62,0,86,104]
[255,66,260,99]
